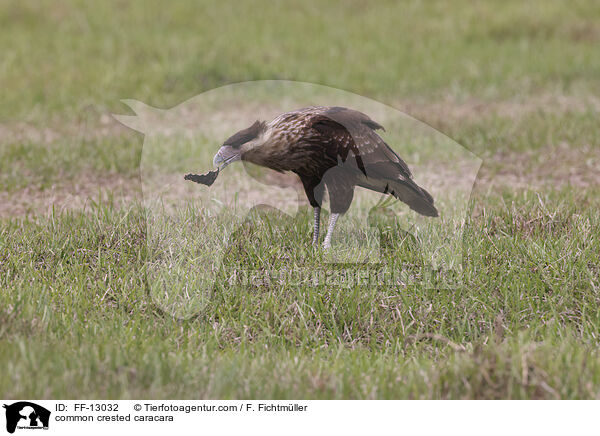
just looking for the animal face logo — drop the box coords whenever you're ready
[114,80,481,319]
[3,402,50,434]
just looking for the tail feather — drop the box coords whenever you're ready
[360,177,438,217]
[387,178,438,217]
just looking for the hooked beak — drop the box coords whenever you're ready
[213,146,241,170]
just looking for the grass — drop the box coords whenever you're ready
[2,0,600,122]
[1,0,599,399]
[1,189,598,398]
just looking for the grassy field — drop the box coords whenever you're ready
[1,0,599,399]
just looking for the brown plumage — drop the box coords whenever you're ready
[212,106,438,248]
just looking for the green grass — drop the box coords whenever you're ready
[0,133,141,192]
[1,0,600,399]
[1,189,599,398]
[2,0,600,122]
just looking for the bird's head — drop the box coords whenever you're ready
[213,120,267,169]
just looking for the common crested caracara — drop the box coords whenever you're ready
[204,106,438,248]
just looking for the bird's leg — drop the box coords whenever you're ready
[322,213,340,250]
[312,207,321,246]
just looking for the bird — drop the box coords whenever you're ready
[212,106,438,248]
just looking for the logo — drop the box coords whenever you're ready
[3,402,50,434]
[114,81,481,319]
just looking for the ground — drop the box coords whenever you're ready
[1,0,599,399]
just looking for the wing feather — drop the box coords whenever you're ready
[309,108,411,178]
[308,107,438,217]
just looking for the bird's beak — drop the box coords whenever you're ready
[213,146,240,170]
[213,152,225,169]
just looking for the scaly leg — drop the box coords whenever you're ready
[322,213,340,249]
[312,207,321,246]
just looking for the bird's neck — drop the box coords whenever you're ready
[241,136,294,171]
